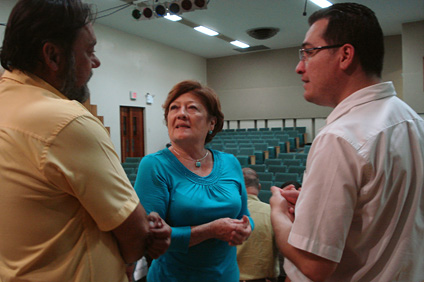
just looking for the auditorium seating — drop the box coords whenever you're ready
[258,190,272,204]
[212,126,309,186]
[274,172,301,187]
[121,157,143,186]
[267,164,288,174]
[122,127,309,188]
[248,164,267,172]
[260,181,273,191]
[257,172,274,182]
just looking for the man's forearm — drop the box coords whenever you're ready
[271,210,338,282]
[112,204,150,264]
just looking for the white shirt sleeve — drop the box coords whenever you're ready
[288,132,367,262]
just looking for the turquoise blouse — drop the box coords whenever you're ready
[134,148,253,282]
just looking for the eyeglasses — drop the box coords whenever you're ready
[298,44,344,61]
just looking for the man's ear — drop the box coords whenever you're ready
[339,43,355,71]
[41,42,64,72]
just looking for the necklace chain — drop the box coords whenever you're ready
[171,147,209,168]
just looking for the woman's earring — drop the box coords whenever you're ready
[209,130,213,135]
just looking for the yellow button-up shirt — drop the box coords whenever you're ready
[0,70,138,281]
[237,194,280,280]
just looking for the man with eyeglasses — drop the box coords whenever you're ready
[270,3,424,282]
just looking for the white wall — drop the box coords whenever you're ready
[1,0,422,155]
[207,35,404,122]
[207,47,333,121]
[89,24,206,156]
[0,0,206,158]
[402,21,424,112]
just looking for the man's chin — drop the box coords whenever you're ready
[79,85,90,103]
[64,84,90,103]
[304,92,320,105]
[303,92,312,102]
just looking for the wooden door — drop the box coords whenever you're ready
[120,106,145,162]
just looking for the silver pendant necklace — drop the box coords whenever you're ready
[171,146,209,167]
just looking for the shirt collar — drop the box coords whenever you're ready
[326,81,397,125]
[1,70,69,100]
[247,194,260,201]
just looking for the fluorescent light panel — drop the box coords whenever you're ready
[164,13,182,21]
[167,17,250,49]
[310,0,333,8]
[231,40,250,48]
[194,26,219,36]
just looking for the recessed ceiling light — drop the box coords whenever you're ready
[194,26,219,36]
[164,13,182,21]
[310,0,332,8]
[231,40,250,48]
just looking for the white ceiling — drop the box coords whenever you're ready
[84,0,424,58]
[2,0,423,59]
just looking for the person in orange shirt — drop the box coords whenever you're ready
[0,1,170,281]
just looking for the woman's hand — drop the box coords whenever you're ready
[228,215,251,246]
[209,217,239,242]
[209,216,251,245]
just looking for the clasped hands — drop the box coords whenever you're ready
[146,212,172,259]
[270,184,301,222]
[211,215,251,246]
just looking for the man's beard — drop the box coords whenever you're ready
[60,55,91,103]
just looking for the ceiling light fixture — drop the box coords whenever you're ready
[230,40,250,49]
[181,0,207,12]
[155,3,167,17]
[310,0,333,8]
[129,0,207,21]
[164,13,182,21]
[247,27,279,40]
[194,26,219,36]
[131,7,155,20]
[168,2,181,14]
[132,9,142,20]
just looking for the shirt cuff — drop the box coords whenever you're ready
[169,226,191,253]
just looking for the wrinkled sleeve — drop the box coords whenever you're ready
[289,133,363,262]
[134,155,191,252]
[134,155,169,218]
[42,115,139,231]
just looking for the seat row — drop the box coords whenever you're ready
[257,170,304,185]
[216,127,307,148]
[121,157,143,186]
[233,150,308,167]
[258,190,272,204]
[215,134,304,150]
[257,175,303,204]
[221,126,306,133]
[211,142,309,165]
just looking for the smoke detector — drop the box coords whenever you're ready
[247,27,279,40]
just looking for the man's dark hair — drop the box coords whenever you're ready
[0,0,95,72]
[308,2,384,78]
[280,181,301,190]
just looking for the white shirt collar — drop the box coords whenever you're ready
[326,81,397,125]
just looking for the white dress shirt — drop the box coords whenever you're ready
[285,82,424,282]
